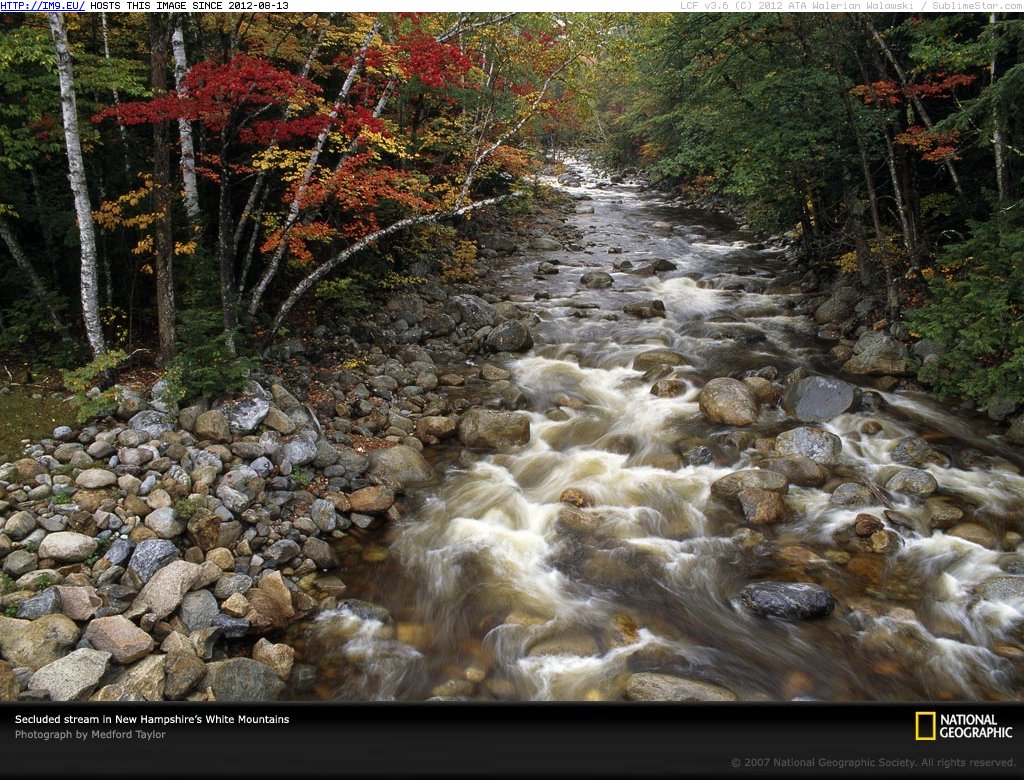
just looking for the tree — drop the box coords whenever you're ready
[48,12,106,357]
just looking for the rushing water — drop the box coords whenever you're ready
[294,163,1024,702]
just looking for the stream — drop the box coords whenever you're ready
[292,163,1024,703]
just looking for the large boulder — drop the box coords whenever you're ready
[485,320,533,353]
[782,376,859,423]
[775,427,842,466]
[738,581,834,619]
[843,331,909,376]
[885,468,938,496]
[366,446,436,490]
[623,673,737,702]
[450,295,500,330]
[457,408,531,450]
[698,378,758,426]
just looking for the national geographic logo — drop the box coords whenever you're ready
[916,712,1014,741]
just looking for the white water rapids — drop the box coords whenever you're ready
[297,162,1024,702]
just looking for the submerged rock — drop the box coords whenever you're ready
[623,673,737,702]
[775,427,842,466]
[699,378,759,426]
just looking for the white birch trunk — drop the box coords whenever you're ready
[171,22,202,227]
[48,12,106,357]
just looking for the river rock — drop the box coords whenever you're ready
[3,550,38,578]
[366,446,435,490]
[775,427,842,466]
[623,300,666,319]
[783,376,859,423]
[623,673,737,702]
[76,468,117,489]
[348,486,395,514]
[976,576,1024,602]
[0,614,80,670]
[203,657,284,701]
[738,581,834,619]
[711,470,788,500]
[485,320,533,353]
[830,483,875,508]
[530,235,560,251]
[194,410,231,443]
[457,408,531,449]
[885,468,937,496]
[127,560,201,620]
[28,648,110,701]
[38,531,97,563]
[220,396,270,435]
[16,587,61,620]
[144,507,184,539]
[758,456,828,487]
[164,651,205,700]
[280,435,318,467]
[632,350,688,372]
[580,271,613,289]
[57,586,102,621]
[890,436,946,467]
[180,590,219,632]
[252,638,294,681]
[128,539,179,584]
[813,296,853,325]
[450,295,500,329]
[737,488,789,524]
[946,522,998,549]
[698,378,758,426]
[128,410,174,439]
[83,615,155,664]
[843,331,909,375]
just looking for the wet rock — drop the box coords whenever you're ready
[711,470,788,500]
[530,236,560,251]
[830,483,875,508]
[302,537,338,570]
[738,581,834,619]
[28,648,110,701]
[946,522,998,549]
[758,456,828,487]
[782,376,859,423]
[580,271,613,289]
[348,486,395,514]
[885,468,937,496]
[853,514,885,537]
[986,396,1018,422]
[366,446,435,490]
[976,576,1024,602]
[485,320,533,353]
[650,379,687,398]
[76,468,117,489]
[623,673,737,702]
[698,378,758,426]
[0,614,80,670]
[737,487,789,524]
[203,657,284,702]
[926,499,964,530]
[623,300,666,319]
[843,331,909,376]
[632,350,687,373]
[890,436,946,468]
[83,615,155,664]
[457,408,531,450]
[38,531,97,563]
[775,427,841,466]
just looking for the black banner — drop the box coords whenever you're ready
[1,703,1021,778]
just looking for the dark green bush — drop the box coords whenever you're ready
[907,212,1024,405]
[164,307,256,404]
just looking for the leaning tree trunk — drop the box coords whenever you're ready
[990,13,1011,203]
[171,20,202,230]
[150,14,176,364]
[0,217,64,331]
[48,12,106,357]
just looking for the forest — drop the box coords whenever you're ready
[0,12,1021,416]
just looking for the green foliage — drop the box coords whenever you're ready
[292,468,312,487]
[51,491,73,506]
[173,497,203,522]
[162,308,256,404]
[907,212,1024,404]
[2,604,16,618]
[0,572,12,593]
[314,273,377,318]
[0,294,80,368]
[61,349,128,423]
[34,573,52,591]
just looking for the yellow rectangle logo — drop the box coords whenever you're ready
[916,711,937,741]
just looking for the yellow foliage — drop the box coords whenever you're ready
[836,250,859,274]
[441,240,478,282]
[174,241,197,256]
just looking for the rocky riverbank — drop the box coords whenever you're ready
[0,192,576,702]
